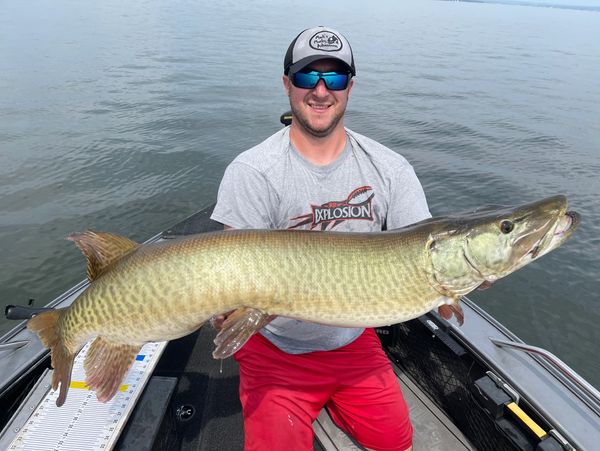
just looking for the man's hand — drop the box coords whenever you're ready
[210,310,277,332]
[210,311,234,331]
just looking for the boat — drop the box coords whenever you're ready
[1,118,599,449]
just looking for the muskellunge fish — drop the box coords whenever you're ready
[28,195,579,406]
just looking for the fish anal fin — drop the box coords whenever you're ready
[84,336,141,403]
[27,309,76,407]
[68,231,139,281]
[213,308,273,359]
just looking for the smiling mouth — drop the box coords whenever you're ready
[309,103,331,111]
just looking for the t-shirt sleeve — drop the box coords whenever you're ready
[210,161,276,229]
[386,164,431,229]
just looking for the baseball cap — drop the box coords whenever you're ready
[284,26,356,76]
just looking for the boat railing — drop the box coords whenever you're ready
[490,337,600,417]
[0,340,29,353]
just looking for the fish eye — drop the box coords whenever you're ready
[499,220,514,234]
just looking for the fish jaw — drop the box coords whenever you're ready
[501,208,580,277]
[529,210,580,261]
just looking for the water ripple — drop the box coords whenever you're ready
[1,0,599,388]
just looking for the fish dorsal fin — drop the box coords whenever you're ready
[213,308,273,359]
[68,231,139,281]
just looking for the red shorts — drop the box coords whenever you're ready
[234,328,413,451]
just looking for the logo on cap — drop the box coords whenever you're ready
[309,31,342,52]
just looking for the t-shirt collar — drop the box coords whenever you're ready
[288,134,351,174]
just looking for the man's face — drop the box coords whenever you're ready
[283,59,354,138]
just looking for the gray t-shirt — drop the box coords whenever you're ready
[211,126,430,353]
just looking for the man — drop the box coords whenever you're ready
[211,26,436,451]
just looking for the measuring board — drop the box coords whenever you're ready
[6,340,167,451]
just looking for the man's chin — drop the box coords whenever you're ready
[290,103,345,138]
[306,123,336,137]
[296,115,340,138]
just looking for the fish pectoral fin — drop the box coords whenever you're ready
[212,307,273,359]
[438,299,465,326]
[68,231,139,281]
[477,280,494,291]
[83,336,141,403]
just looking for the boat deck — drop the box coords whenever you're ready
[148,322,472,451]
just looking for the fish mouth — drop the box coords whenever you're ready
[559,211,581,234]
[529,210,580,259]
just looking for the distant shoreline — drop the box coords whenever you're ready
[441,0,600,12]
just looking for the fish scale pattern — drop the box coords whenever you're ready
[61,229,444,353]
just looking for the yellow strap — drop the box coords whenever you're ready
[70,381,129,393]
[506,402,547,439]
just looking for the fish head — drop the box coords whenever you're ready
[427,195,580,297]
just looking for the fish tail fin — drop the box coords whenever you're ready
[27,309,75,407]
[84,337,141,403]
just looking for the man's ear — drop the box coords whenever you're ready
[347,78,354,97]
[283,75,291,96]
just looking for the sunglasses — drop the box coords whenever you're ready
[291,70,351,91]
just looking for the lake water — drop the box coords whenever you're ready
[1,0,599,387]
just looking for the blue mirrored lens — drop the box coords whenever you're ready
[292,71,349,91]
[323,73,349,90]
[293,72,319,89]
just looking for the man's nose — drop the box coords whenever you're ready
[313,78,329,96]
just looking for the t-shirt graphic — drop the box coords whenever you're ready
[288,186,375,230]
